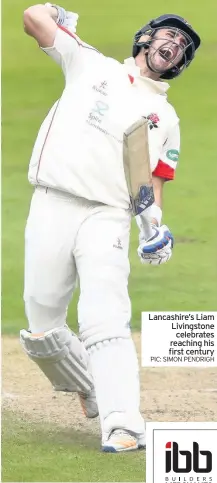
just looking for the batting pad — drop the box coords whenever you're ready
[20,326,93,393]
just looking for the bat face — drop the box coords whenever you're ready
[123,117,155,216]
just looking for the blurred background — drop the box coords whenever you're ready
[2,0,217,336]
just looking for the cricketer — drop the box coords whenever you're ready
[20,3,200,452]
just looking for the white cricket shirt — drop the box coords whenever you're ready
[28,26,180,209]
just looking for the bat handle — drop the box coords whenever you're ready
[141,216,153,241]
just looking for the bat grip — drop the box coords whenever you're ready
[141,216,153,241]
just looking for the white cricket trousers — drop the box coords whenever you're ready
[24,186,144,438]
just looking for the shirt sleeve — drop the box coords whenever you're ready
[152,122,180,180]
[41,26,84,76]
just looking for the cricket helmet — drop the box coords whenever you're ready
[132,14,201,79]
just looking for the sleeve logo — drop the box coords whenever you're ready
[166,149,179,161]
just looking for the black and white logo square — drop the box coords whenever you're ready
[146,423,217,483]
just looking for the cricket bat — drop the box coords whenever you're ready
[123,117,155,240]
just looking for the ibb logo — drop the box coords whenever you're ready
[165,442,212,473]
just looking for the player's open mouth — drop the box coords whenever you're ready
[158,47,175,62]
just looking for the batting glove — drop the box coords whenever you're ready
[45,4,78,31]
[137,224,174,265]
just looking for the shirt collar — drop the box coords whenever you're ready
[123,57,170,95]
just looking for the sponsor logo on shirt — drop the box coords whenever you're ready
[86,99,122,143]
[92,81,108,96]
[92,100,109,117]
[166,149,179,161]
[87,100,109,125]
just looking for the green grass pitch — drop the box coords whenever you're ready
[2,0,217,481]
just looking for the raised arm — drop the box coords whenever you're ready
[23,4,82,77]
[23,4,59,47]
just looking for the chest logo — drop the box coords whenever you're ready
[144,113,160,130]
[92,81,108,96]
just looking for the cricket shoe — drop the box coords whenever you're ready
[78,387,99,418]
[102,429,146,453]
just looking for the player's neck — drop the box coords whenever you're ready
[135,53,161,81]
